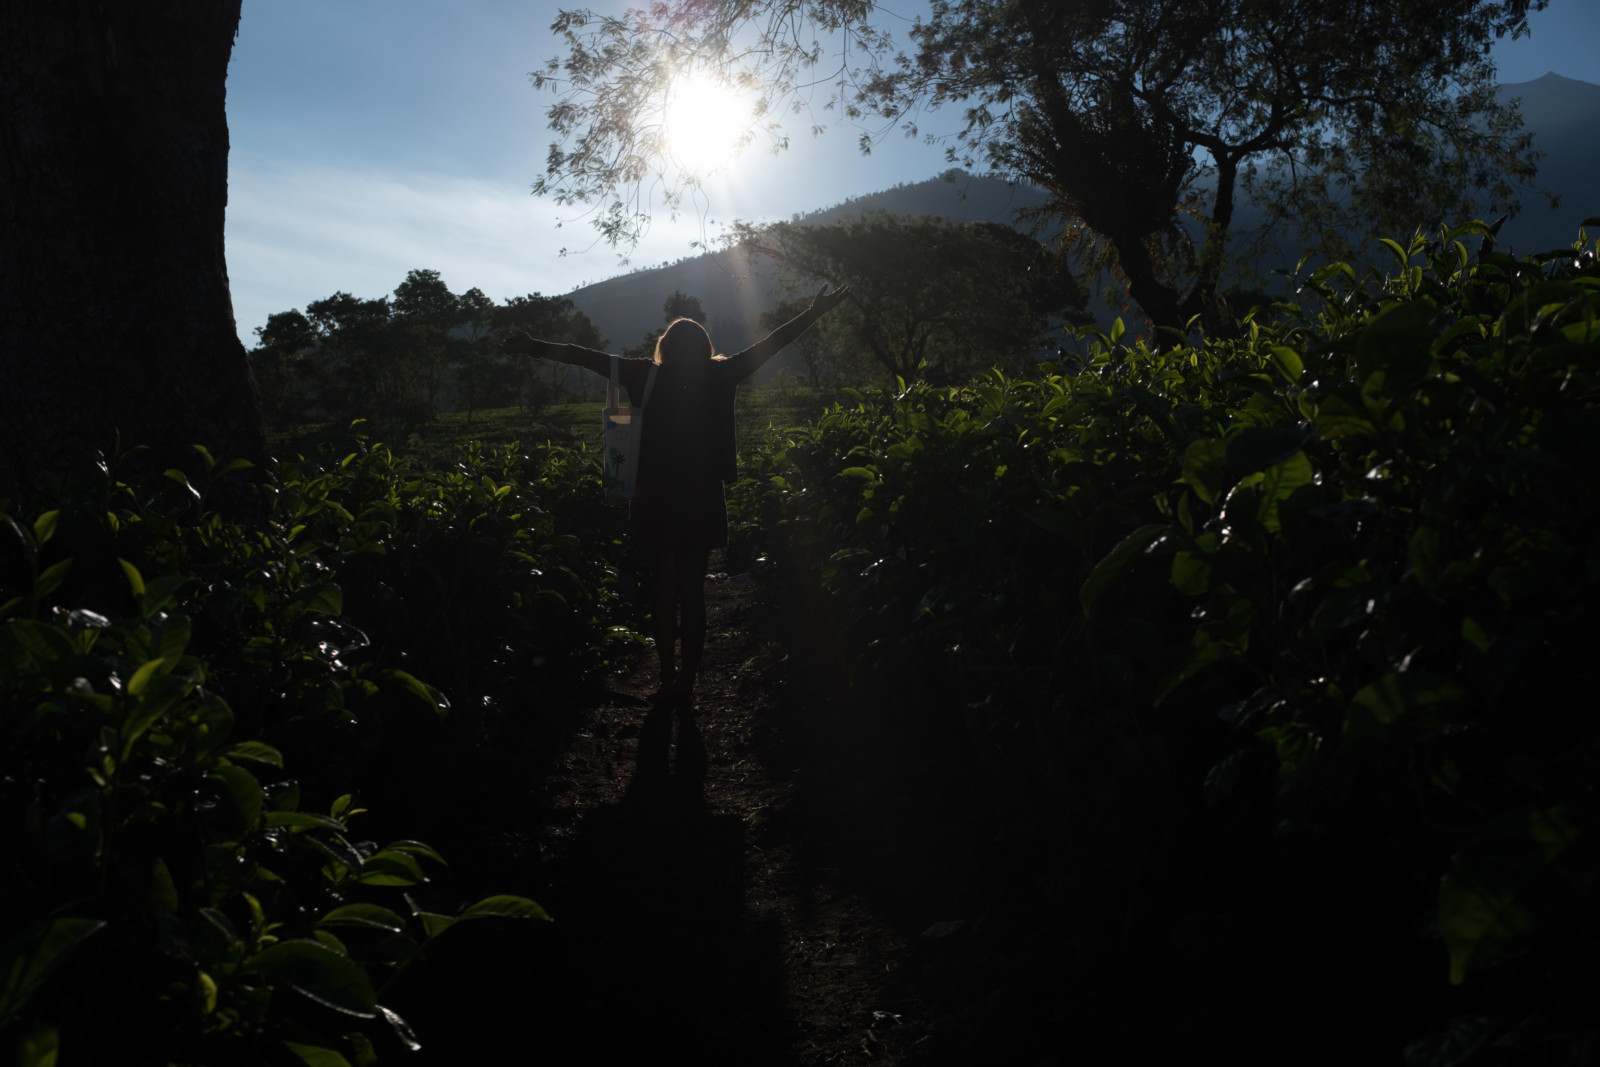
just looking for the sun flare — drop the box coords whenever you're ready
[663,73,754,171]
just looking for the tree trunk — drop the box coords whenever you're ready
[1113,234,1185,336]
[0,1,265,494]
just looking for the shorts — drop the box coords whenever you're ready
[629,479,728,551]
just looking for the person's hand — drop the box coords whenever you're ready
[811,283,850,315]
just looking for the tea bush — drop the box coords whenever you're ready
[1,438,635,1065]
[730,221,1600,1058]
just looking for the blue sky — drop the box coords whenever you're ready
[225,0,1600,346]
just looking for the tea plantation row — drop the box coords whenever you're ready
[2,441,638,1064]
[726,222,1600,1062]
[5,220,1596,1064]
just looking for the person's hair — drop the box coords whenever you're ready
[653,317,723,365]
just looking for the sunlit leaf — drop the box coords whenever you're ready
[385,840,447,865]
[117,558,146,596]
[1268,346,1303,381]
[1170,550,1211,596]
[16,1024,59,1067]
[33,559,71,600]
[209,763,265,829]
[382,1006,422,1052]
[245,940,379,1018]
[318,904,407,933]
[265,811,345,832]
[381,670,450,717]
[356,849,429,886]
[1439,807,1586,984]
[1343,672,1464,752]
[458,895,552,922]
[125,658,166,697]
[31,510,60,546]
[1181,438,1228,505]
[225,741,285,767]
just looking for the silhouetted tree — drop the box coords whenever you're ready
[532,0,1549,332]
[299,293,385,419]
[250,310,323,426]
[392,269,457,412]
[1,1,265,490]
[453,287,508,425]
[739,213,1084,384]
[662,290,707,324]
[759,297,831,387]
[495,293,606,405]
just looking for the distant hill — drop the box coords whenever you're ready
[1496,73,1600,252]
[566,172,1055,379]
[566,74,1599,375]
[800,171,1054,227]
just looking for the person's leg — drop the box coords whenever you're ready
[651,549,678,689]
[670,548,711,697]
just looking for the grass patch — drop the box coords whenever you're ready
[268,382,842,463]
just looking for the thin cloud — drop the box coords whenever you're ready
[225,157,720,344]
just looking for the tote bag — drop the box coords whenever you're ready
[602,356,657,500]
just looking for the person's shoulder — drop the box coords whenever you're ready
[617,357,655,383]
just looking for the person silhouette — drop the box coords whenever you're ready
[500,283,850,700]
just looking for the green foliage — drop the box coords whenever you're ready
[733,212,1087,386]
[0,435,633,1063]
[251,278,605,434]
[730,220,1600,1055]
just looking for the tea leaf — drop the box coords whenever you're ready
[318,904,407,933]
[225,741,285,768]
[1080,524,1170,613]
[459,895,552,922]
[245,941,379,1018]
[0,918,106,1026]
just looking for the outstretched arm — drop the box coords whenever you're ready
[735,284,851,377]
[496,331,616,376]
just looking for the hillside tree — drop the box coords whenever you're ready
[758,297,831,387]
[662,290,707,324]
[250,309,323,428]
[739,213,1083,385]
[392,269,458,413]
[621,290,710,360]
[530,0,1550,332]
[300,292,411,422]
[453,287,506,425]
[494,293,607,405]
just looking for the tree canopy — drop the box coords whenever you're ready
[663,290,707,325]
[739,212,1086,385]
[532,0,1550,331]
[619,289,709,359]
[250,279,604,428]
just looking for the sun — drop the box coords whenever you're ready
[663,72,754,171]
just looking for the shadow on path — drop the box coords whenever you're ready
[392,570,918,1064]
[532,699,792,1059]
[397,688,794,1064]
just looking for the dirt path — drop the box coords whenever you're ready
[398,555,966,1064]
